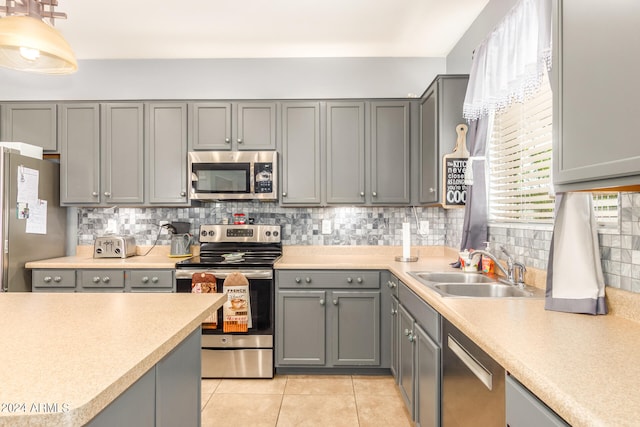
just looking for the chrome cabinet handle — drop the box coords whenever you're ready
[391,308,397,315]
[237,138,243,144]
[282,192,287,197]
[180,191,186,197]
[429,187,435,193]
[92,277,100,283]
[224,138,230,143]
[305,277,311,283]
[151,277,159,283]
[408,333,416,343]
[53,276,62,283]
[92,191,99,197]
[102,276,110,283]
[295,277,301,283]
[404,328,410,336]
[372,192,377,197]
[357,277,363,283]
[347,277,353,283]
[332,299,338,305]
[43,276,52,283]
[360,192,365,196]
[141,276,149,283]
[104,192,111,197]
[387,280,397,289]
[319,299,325,306]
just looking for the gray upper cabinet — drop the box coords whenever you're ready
[101,103,145,205]
[1,103,58,152]
[60,103,101,205]
[553,0,640,190]
[419,75,469,205]
[326,102,366,204]
[281,102,322,205]
[190,102,277,151]
[60,103,144,206]
[370,102,411,204]
[147,103,189,205]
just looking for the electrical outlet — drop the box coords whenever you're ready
[322,219,332,235]
[419,220,430,234]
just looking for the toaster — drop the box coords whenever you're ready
[94,235,137,258]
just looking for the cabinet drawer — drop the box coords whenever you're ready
[78,270,125,289]
[127,270,174,291]
[32,270,76,289]
[399,281,440,344]
[506,374,569,427]
[277,270,380,289]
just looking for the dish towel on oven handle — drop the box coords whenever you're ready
[222,272,252,332]
[191,272,218,329]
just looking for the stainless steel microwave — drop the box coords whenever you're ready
[188,151,277,201]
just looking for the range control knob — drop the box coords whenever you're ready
[273,231,279,237]
[265,231,271,236]
[201,230,207,237]
[208,230,215,236]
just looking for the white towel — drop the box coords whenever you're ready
[545,193,607,314]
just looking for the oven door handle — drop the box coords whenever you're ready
[175,270,273,280]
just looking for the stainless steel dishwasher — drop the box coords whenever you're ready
[442,319,505,426]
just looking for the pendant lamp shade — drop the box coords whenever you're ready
[0,15,77,74]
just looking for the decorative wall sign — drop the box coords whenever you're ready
[442,124,470,209]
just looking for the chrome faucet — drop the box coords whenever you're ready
[470,245,525,287]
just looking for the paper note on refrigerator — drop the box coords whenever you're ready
[26,199,47,234]
[17,166,39,203]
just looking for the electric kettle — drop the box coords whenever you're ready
[170,233,192,257]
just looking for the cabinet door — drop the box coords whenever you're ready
[398,304,415,418]
[1,103,57,151]
[370,102,411,204]
[326,102,366,204]
[390,295,399,380]
[330,291,380,366]
[60,103,101,204]
[236,102,277,150]
[147,103,188,205]
[281,102,322,205]
[414,323,440,427]
[102,103,144,204]
[419,86,438,204]
[553,0,640,189]
[191,102,232,150]
[276,290,326,365]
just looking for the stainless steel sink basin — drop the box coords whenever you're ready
[433,283,544,298]
[409,271,497,284]
[408,271,544,298]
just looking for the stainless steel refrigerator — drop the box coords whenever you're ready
[0,148,66,292]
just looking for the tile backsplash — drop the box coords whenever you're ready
[76,192,640,293]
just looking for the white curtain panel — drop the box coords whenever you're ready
[463,0,552,120]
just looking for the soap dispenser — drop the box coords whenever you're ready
[481,242,495,274]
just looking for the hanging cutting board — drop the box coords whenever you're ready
[442,124,470,209]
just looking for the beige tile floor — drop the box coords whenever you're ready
[201,375,413,427]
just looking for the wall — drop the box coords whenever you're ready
[0,57,444,101]
[77,203,462,254]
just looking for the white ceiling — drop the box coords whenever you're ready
[53,0,489,60]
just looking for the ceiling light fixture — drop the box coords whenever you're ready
[0,0,76,74]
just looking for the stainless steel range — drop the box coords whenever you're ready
[175,224,282,378]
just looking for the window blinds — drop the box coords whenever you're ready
[487,78,618,225]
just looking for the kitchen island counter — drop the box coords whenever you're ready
[0,292,225,427]
[275,245,640,427]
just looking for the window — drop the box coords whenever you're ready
[487,75,618,226]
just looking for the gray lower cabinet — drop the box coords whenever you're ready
[326,102,366,204]
[60,102,145,206]
[396,281,441,427]
[370,101,411,204]
[147,103,189,205]
[1,103,58,152]
[276,270,381,368]
[87,327,201,427]
[190,102,277,151]
[419,75,469,205]
[506,374,570,427]
[32,269,175,292]
[553,0,640,190]
[280,102,322,205]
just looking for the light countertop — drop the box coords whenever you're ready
[275,245,640,427]
[25,246,187,269]
[0,292,226,427]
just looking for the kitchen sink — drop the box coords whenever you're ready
[408,271,544,299]
[410,271,497,284]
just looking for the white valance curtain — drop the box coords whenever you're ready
[463,0,552,120]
